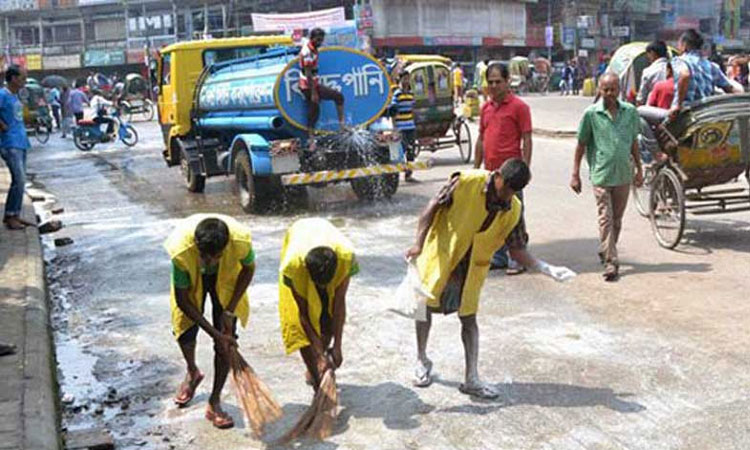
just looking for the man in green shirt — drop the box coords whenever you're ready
[571,73,643,281]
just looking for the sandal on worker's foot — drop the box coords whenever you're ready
[174,371,204,407]
[205,406,234,429]
[459,382,500,399]
[0,343,17,357]
[413,359,433,388]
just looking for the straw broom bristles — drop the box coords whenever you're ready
[279,367,338,443]
[228,347,283,437]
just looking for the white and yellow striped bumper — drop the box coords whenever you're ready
[281,161,431,186]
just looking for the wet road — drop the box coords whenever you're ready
[28,116,750,449]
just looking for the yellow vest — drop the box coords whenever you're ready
[164,214,253,339]
[416,170,521,316]
[278,218,355,354]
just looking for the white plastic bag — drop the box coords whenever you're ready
[392,259,433,322]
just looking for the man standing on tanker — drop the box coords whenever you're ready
[300,28,346,137]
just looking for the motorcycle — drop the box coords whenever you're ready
[73,108,139,151]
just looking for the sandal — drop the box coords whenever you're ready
[413,359,433,388]
[603,264,619,282]
[459,382,500,399]
[0,343,17,357]
[174,371,204,407]
[205,407,234,429]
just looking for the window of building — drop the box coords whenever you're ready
[14,27,39,46]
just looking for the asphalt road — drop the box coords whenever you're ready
[28,110,750,449]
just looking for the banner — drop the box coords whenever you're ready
[252,7,346,33]
[43,54,81,70]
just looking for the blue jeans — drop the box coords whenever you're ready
[0,147,27,217]
[491,190,524,268]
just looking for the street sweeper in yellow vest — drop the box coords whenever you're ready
[165,214,255,429]
[405,160,530,399]
[278,218,358,390]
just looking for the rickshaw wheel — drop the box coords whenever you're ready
[454,118,472,164]
[649,167,685,249]
[632,164,655,217]
[143,100,155,121]
[34,121,50,144]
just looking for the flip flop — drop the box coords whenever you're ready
[205,407,234,429]
[0,343,17,357]
[505,266,527,276]
[174,371,204,407]
[413,359,433,388]
[459,382,500,399]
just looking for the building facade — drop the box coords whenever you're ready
[0,0,355,79]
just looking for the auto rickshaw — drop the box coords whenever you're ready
[392,54,472,163]
[20,81,52,144]
[115,73,154,122]
[509,56,530,94]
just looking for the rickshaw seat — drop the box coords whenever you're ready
[77,119,96,126]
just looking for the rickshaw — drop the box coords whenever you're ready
[607,42,677,102]
[20,81,52,144]
[394,54,472,164]
[530,57,551,94]
[509,56,530,94]
[608,43,750,248]
[115,73,155,122]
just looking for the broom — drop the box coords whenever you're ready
[279,359,338,442]
[228,347,283,437]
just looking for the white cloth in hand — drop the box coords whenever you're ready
[536,260,577,282]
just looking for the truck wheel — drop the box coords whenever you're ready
[351,177,377,201]
[180,148,205,193]
[234,151,260,213]
[381,173,399,198]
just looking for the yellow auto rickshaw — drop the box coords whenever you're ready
[392,54,473,164]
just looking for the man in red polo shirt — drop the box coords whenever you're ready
[300,28,345,137]
[474,63,574,282]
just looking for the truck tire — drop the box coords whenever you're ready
[381,173,399,198]
[180,146,205,193]
[351,177,377,201]
[234,151,262,213]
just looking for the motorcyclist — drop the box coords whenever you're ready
[89,90,116,141]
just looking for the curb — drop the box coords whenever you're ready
[0,166,61,450]
[533,128,578,138]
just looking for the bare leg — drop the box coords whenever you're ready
[459,314,479,384]
[509,247,537,270]
[300,345,322,391]
[458,314,498,398]
[414,310,433,386]
[178,339,199,374]
[209,345,230,408]
[336,103,346,129]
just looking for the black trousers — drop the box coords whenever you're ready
[177,273,237,344]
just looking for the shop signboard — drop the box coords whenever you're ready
[580,38,596,49]
[26,54,42,71]
[43,54,81,70]
[545,26,554,47]
[0,0,36,12]
[11,56,27,68]
[83,49,125,67]
[612,26,630,37]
